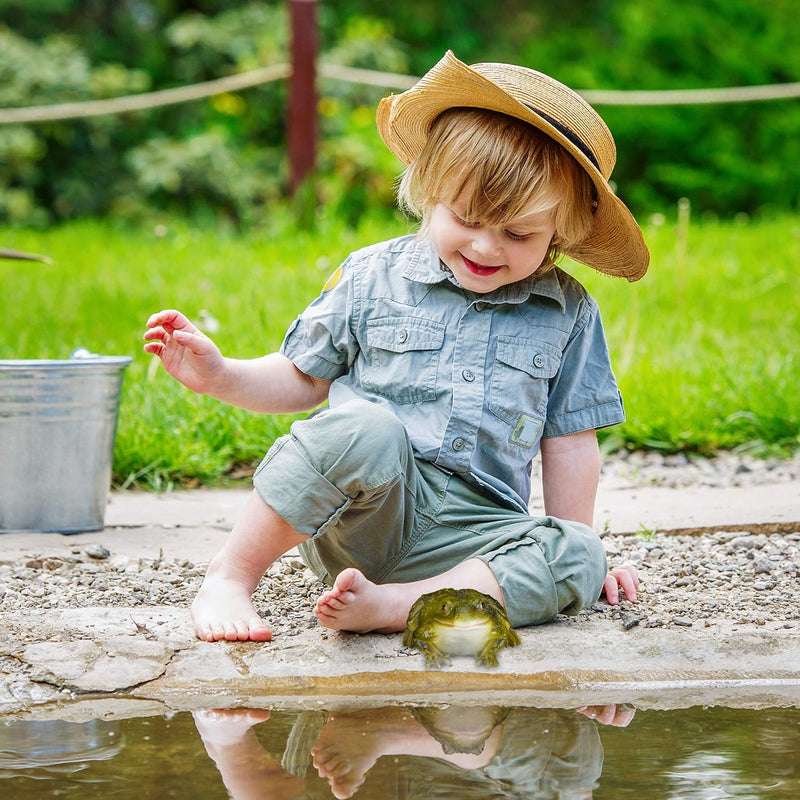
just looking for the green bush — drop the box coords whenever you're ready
[1,0,799,225]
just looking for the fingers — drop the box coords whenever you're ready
[144,310,196,358]
[602,563,639,604]
[145,308,197,334]
[142,326,166,346]
[142,340,164,357]
[602,572,621,605]
[576,704,636,727]
[614,563,640,602]
[143,321,211,356]
[610,704,636,727]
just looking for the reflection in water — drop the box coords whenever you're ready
[195,704,624,800]
[665,751,747,798]
[1,704,800,798]
[0,719,122,776]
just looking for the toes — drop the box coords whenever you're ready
[194,619,272,642]
[325,593,353,611]
[315,590,353,615]
[196,626,216,642]
[333,567,362,594]
[227,620,252,641]
[210,623,228,641]
[229,617,272,641]
[315,590,336,607]
[247,622,272,642]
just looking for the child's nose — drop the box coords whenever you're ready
[471,229,502,259]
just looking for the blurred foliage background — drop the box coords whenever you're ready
[1,0,799,228]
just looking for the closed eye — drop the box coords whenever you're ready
[450,208,544,242]
[451,211,478,229]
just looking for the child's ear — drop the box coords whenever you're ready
[539,238,560,269]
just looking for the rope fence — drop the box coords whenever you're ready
[1,62,799,125]
[0,64,292,124]
[321,64,800,105]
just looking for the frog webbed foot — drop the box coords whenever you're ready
[475,646,501,668]
[407,634,448,668]
[420,642,449,669]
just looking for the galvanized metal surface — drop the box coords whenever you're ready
[0,356,131,533]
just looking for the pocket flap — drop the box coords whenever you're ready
[496,337,560,378]
[367,317,445,353]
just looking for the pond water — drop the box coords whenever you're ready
[1,703,799,799]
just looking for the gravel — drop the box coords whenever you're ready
[598,447,800,490]
[1,450,798,638]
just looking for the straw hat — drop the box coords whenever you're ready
[376,51,649,281]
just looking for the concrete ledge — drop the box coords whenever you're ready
[3,605,799,717]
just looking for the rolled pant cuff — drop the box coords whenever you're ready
[481,539,560,628]
[252,435,352,538]
[480,518,608,628]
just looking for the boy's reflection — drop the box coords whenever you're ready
[194,703,634,799]
[193,709,304,800]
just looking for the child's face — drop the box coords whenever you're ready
[428,199,557,294]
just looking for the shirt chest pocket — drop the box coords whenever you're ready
[488,336,562,427]
[362,317,446,404]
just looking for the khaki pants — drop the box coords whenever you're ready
[253,399,606,627]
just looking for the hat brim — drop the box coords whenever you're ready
[377,51,649,281]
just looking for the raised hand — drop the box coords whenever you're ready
[143,309,226,395]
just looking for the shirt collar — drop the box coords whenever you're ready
[401,237,450,284]
[401,236,567,311]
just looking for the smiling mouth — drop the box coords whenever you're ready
[461,255,503,276]
[438,618,491,630]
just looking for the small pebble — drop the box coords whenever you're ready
[84,544,111,560]
[621,613,641,630]
[753,556,774,574]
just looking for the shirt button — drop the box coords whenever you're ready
[461,369,475,382]
[533,353,546,369]
[452,437,466,451]
[397,329,408,343]
[474,302,487,312]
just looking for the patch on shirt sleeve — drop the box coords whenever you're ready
[510,414,543,447]
[322,265,343,291]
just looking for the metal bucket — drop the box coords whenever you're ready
[0,353,132,533]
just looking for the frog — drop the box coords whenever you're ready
[402,588,521,668]
[411,705,511,754]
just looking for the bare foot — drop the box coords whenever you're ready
[313,568,409,634]
[192,576,273,642]
[311,711,391,799]
[193,708,272,746]
[195,707,304,800]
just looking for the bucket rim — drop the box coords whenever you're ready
[0,356,133,369]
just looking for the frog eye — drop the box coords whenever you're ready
[441,602,451,614]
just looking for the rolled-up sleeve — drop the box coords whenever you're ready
[280,259,360,381]
[542,298,625,438]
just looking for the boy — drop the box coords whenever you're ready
[144,51,644,642]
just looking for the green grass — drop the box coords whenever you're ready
[2,212,798,488]
[579,214,800,457]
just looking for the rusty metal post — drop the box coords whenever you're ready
[288,0,317,195]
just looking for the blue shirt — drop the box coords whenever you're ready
[281,235,624,513]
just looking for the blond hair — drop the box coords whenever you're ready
[397,108,596,272]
